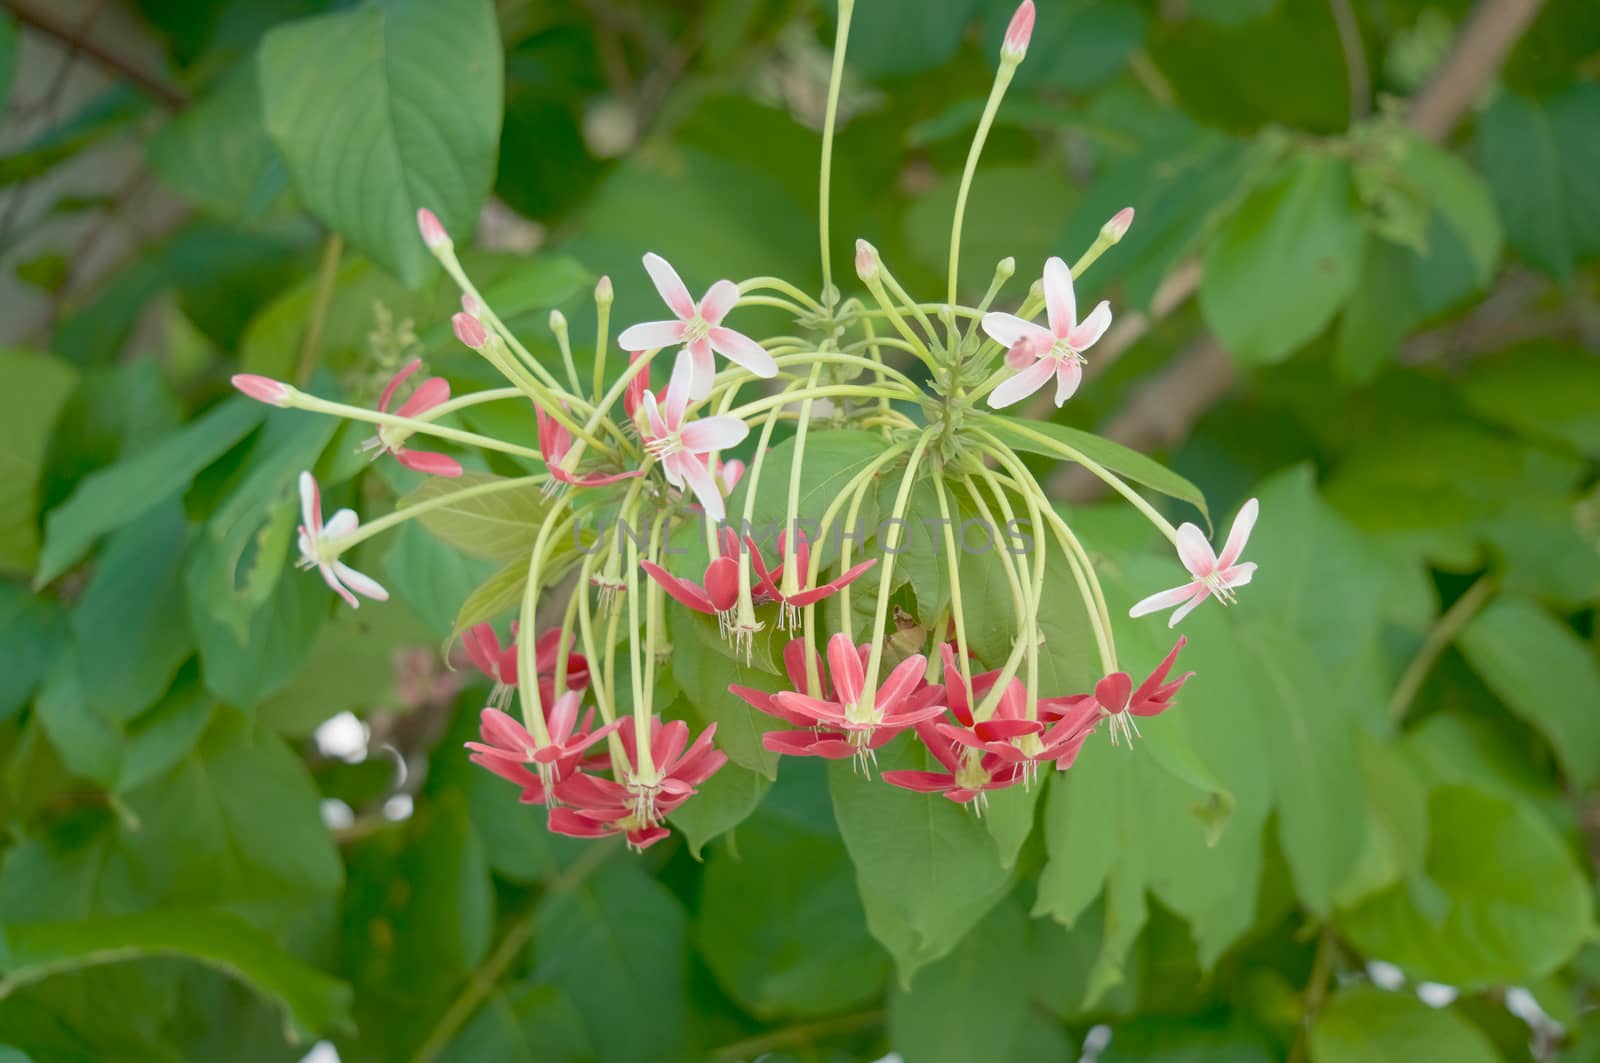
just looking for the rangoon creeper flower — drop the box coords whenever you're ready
[535,404,643,489]
[1043,637,1194,748]
[295,471,388,608]
[882,723,1026,809]
[746,529,878,630]
[932,644,1091,781]
[549,718,726,850]
[1128,499,1259,627]
[640,534,741,635]
[982,256,1112,408]
[462,623,590,710]
[360,359,463,477]
[640,359,750,521]
[465,695,620,805]
[617,252,777,400]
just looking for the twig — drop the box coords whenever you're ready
[711,1008,884,1061]
[1387,575,1496,721]
[1286,926,1339,1063]
[1,0,190,110]
[1047,0,1548,500]
[295,235,345,387]
[1327,0,1370,120]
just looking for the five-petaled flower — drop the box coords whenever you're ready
[1129,499,1259,627]
[640,537,740,635]
[361,359,463,477]
[463,623,590,710]
[982,256,1112,408]
[639,359,750,521]
[617,252,777,400]
[1043,636,1194,747]
[465,697,618,805]
[882,722,1026,809]
[933,644,1090,779]
[549,717,726,849]
[295,471,388,608]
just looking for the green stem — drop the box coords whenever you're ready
[929,470,974,703]
[291,391,549,464]
[336,474,545,550]
[946,63,1016,344]
[1388,576,1496,721]
[818,0,854,300]
[727,383,917,422]
[859,431,936,707]
[295,235,343,387]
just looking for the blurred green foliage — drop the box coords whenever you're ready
[1,0,1598,1060]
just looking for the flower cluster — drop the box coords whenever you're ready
[230,0,1261,850]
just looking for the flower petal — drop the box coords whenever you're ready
[699,279,739,324]
[617,319,686,352]
[641,391,668,441]
[319,563,359,608]
[708,327,778,379]
[986,358,1056,409]
[981,312,1052,350]
[640,561,714,613]
[827,632,865,706]
[679,453,725,521]
[642,252,696,320]
[1175,523,1217,579]
[1220,561,1256,588]
[1218,497,1259,569]
[322,509,359,540]
[397,449,463,477]
[395,375,450,419]
[1167,586,1211,628]
[881,770,954,794]
[1128,581,1200,618]
[332,561,389,602]
[378,358,422,414]
[298,471,321,534]
[664,356,692,428]
[1067,300,1112,351]
[1043,256,1076,336]
[1053,360,1082,407]
[681,415,749,453]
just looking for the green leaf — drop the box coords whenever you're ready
[833,0,980,79]
[668,607,782,778]
[258,602,434,736]
[1460,343,1600,457]
[449,557,526,639]
[0,350,77,576]
[1458,594,1600,788]
[0,585,66,720]
[1335,238,1419,382]
[0,14,15,116]
[1338,784,1594,987]
[1201,151,1364,364]
[697,788,888,1018]
[1310,985,1499,1063]
[258,0,503,284]
[887,897,1030,1063]
[669,760,771,859]
[989,415,1210,525]
[1392,132,1502,286]
[35,396,264,587]
[146,62,287,223]
[0,910,352,1041]
[533,863,687,1062]
[734,428,890,570]
[398,473,553,561]
[381,521,500,639]
[829,747,1014,984]
[440,984,590,1063]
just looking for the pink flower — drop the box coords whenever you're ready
[763,633,947,770]
[883,723,1026,808]
[360,359,463,477]
[549,717,726,849]
[617,253,776,400]
[465,697,619,805]
[1103,206,1135,242]
[854,239,880,281]
[731,638,840,729]
[1128,499,1259,627]
[640,359,749,521]
[640,546,740,633]
[1001,0,1035,62]
[462,624,590,709]
[232,373,292,406]
[715,457,745,495]
[1042,637,1194,747]
[931,645,1089,777]
[453,311,488,349]
[295,471,388,608]
[746,529,878,629]
[982,256,1112,409]
[536,405,643,489]
[417,208,450,251]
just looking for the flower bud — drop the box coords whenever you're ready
[595,275,614,306]
[1002,1,1035,64]
[416,208,451,252]
[1102,207,1134,244]
[453,311,488,350]
[996,256,1016,282]
[549,309,568,337]
[231,373,293,407]
[854,239,880,282]
[460,293,481,314]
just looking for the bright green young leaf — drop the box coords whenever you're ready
[35,397,262,588]
[0,350,77,576]
[258,0,503,284]
[533,863,688,1062]
[0,910,352,1041]
[1200,151,1365,364]
[1310,984,1499,1063]
[398,472,552,561]
[449,557,526,639]
[1338,784,1594,987]
[989,414,1210,525]
[697,795,889,1018]
[147,62,288,224]
[829,747,1014,985]
[1458,594,1600,788]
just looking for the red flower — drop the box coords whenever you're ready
[361,359,463,476]
[548,718,726,850]
[731,637,840,728]
[1042,636,1193,748]
[761,633,946,771]
[462,624,589,709]
[747,530,878,630]
[536,404,643,489]
[931,645,1093,782]
[640,540,741,634]
[465,694,618,805]
[882,721,1026,809]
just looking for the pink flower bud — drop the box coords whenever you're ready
[460,293,481,314]
[595,275,613,304]
[1103,207,1134,243]
[854,239,880,282]
[453,311,488,350]
[1002,0,1035,63]
[232,373,292,406]
[416,208,449,251]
